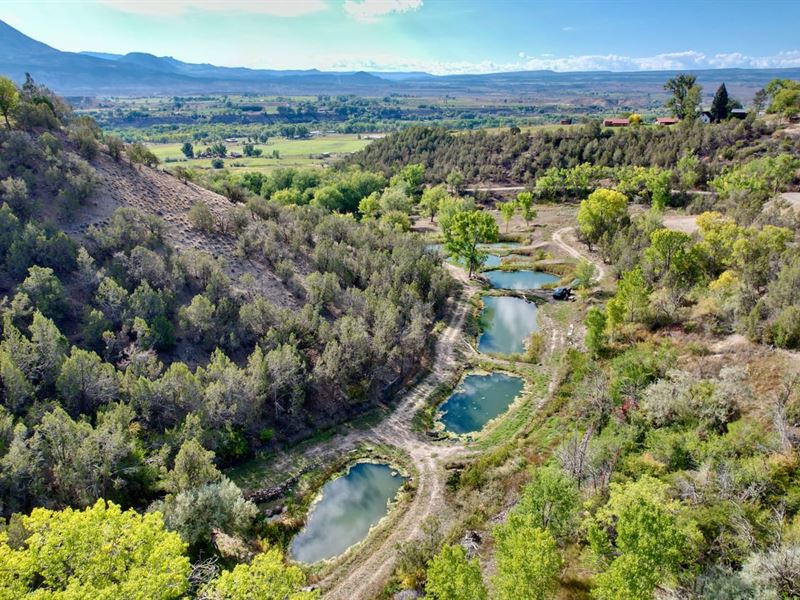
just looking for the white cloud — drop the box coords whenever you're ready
[343,0,422,20]
[97,0,328,17]
[330,48,800,75]
[561,26,575,32]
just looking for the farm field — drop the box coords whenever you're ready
[149,134,372,173]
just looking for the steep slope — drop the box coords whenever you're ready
[65,154,299,308]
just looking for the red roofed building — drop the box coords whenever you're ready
[602,118,629,127]
[656,117,680,126]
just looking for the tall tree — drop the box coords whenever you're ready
[442,210,499,277]
[0,76,18,128]
[710,82,730,122]
[664,73,702,120]
[207,548,319,599]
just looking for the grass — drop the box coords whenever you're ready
[149,134,371,173]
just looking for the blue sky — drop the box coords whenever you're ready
[2,0,799,74]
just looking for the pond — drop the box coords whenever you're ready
[438,372,525,434]
[289,462,406,564]
[483,270,560,290]
[478,296,540,355]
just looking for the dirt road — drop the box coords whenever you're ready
[552,226,607,283]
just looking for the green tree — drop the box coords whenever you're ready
[516,191,537,229]
[514,465,579,542]
[577,188,628,249]
[587,476,701,600]
[585,307,607,358]
[710,82,730,122]
[493,518,562,600]
[0,499,190,599]
[573,259,597,289]
[56,346,119,415]
[420,185,449,223]
[19,265,67,321]
[312,184,346,212]
[180,141,194,158]
[664,73,702,120]
[357,191,381,219]
[446,169,465,195]
[676,150,700,191]
[208,548,319,599]
[0,76,19,128]
[395,163,425,199]
[606,267,650,332]
[162,438,221,494]
[425,544,487,600]
[497,200,516,233]
[442,210,499,277]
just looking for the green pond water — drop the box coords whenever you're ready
[484,270,559,290]
[439,372,525,434]
[478,296,539,354]
[289,462,406,564]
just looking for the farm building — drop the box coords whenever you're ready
[656,117,680,126]
[699,111,713,124]
[602,118,629,127]
[730,108,748,119]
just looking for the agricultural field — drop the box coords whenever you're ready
[149,134,372,173]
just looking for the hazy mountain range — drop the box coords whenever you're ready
[1,19,798,99]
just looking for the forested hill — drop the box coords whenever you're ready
[0,75,453,527]
[345,120,791,185]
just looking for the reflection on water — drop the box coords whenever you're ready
[484,270,559,290]
[478,296,539,355]
[289,462,406,563]
[439,372,525,434]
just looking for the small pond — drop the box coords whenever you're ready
[439,372,525,434]
[426,243,502,268]
[483,270,559,290]
[478,296,540,355]
[289,462,406,564]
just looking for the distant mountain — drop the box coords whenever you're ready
[2,20,800,99]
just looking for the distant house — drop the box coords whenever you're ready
[559,118,573,125]
[699,111,713,124]
[224,138,237,143]
[229,152,243,158]
[730,108,748,119]
[656,117,680,126]
[603,118,629,127]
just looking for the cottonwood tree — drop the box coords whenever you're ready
[493,516,562,600]
[498,200,516,233]
[516,191,537,229]
[425,544,487,600]
[664,73,702,120]
[206,547,318,600]
[586,476,701,600]
[577,188,628,250]
[0,500,190,599]
[442,209,499,277]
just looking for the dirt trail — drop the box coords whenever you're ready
[552,226,607,283]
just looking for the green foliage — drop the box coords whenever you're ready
[127,142,160,167]
[0,76,19,128]
[441,209,498,277]
[606,267,650,334]
[664,73,702,120]
[424,544,487,600]
[19,266,67,320]
[497,200,516,232]
[710,83,730,122]
[587,476,701,600]
[515,191,536,228]
[585,307,607,358]
[207,547,319,599]
[0,499,190,599]
[577,188,628,249]
[493,518,562,600]
[514,465,579,542]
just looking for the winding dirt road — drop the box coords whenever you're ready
[552,226,607,283]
